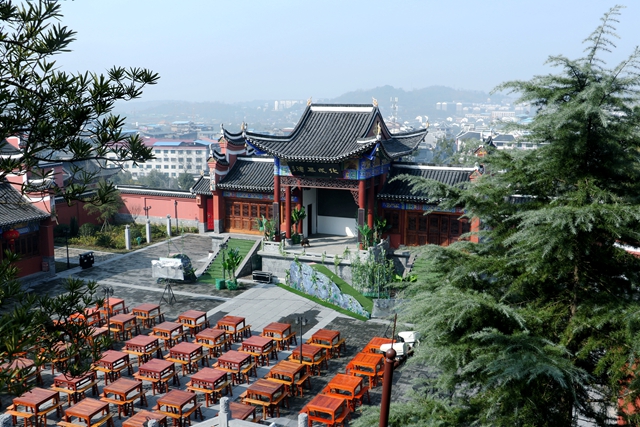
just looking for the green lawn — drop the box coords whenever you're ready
[310,264,374,313]
[198,238,256,285]
[276,283,370,321]
[275,263,373,321]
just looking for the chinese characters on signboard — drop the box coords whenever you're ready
[287,162,342,178]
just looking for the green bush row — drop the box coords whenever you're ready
[67,223,198,250]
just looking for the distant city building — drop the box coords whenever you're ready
[107,139,217,179]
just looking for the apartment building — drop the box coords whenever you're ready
[115,139,218,179]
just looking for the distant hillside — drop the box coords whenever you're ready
[114,85,504,126]
[327,85,504,121]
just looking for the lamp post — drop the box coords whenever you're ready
[295,316,308,364]
[103,286,114,337]
[64,229,70,269]
[174,200,178,234]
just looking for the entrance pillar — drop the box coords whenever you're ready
[273,174,281,241]
[285,186,292,239]
[367,177,375,229]
[296,189,303,234]
[358,179,366,248]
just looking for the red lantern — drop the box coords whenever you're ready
[3,229,20,251]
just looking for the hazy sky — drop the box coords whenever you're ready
[55,1,640,103]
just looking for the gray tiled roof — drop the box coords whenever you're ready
[224,104,427,162]
[116,186,195,199]
[217,158,274,192]
[0,140,21,155]
[191,176,212,195]
[0,183,51,227]
[378,165,474,202]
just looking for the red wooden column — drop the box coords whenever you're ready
[367,176,375,229]
[358,179,366,248]
[273,174,281,241]
[213,190,225,232]
[296,188,303,235]
[285,186,292,238]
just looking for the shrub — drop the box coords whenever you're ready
[69,217,79,237]
[78,223,97,237]
[95,232,113,248]
[70,235,97,246]
[129,227,142,240]
[54,224,70,237]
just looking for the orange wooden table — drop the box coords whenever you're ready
[345,352,384,387]
[72,307,103,327]
[151,321,186,350]
[123,335,162,365]
[301,394,350,427]
[102,298,127,316]
[216,315,249,342]
[0,357,42,390]
[262,322,295,350]
[155,389,202,427]
[307,329,344,358]
[122,410,167,427]
[240,336,276,366]
[322,373,370,410]
[165,342,207,376]
[243,379,287,420]
[10,387,62,427]
[52,371,99,405]
[363,336,394,354]
[216,350,254,385]
[94,350,132,385]
[195,328,230,358]
[289,344,327,375]
[86,327,109,347]
[186,367,231,407]
[63,397,113,427]
[267,360,311,397]
[101,377,147,419]
[135,358,179,395]
[225,402,256,421]
[131,303,162,329]
[109,313,139,341]
[177,310,209,337]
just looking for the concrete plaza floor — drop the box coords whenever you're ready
[17,234,427,426]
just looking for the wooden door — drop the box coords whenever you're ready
[206,197,214,230]
[406,213,428,246]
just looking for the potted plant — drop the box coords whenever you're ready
[291,207,307,245]
[222,247,243,290]
[256,215,277,241]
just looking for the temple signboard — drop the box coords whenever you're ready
[288,162,342,178]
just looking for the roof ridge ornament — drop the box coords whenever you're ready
[219,123,224,137]
[372,97,378,107]
[241,122,247,138]
[307,97,312,106]
[376,122,382,141]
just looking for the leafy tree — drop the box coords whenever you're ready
[136,169,178,189]
[0,252,108,395]
[110,169,135,186]
[0,0,159,206]
[0,0,153,396]
[84,184,124,231]
[431,136,456,164]
[177,172,195,190]
[358,7,640,426]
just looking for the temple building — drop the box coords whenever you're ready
[190,101,480,247]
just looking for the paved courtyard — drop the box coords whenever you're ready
[13,234,427,426]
